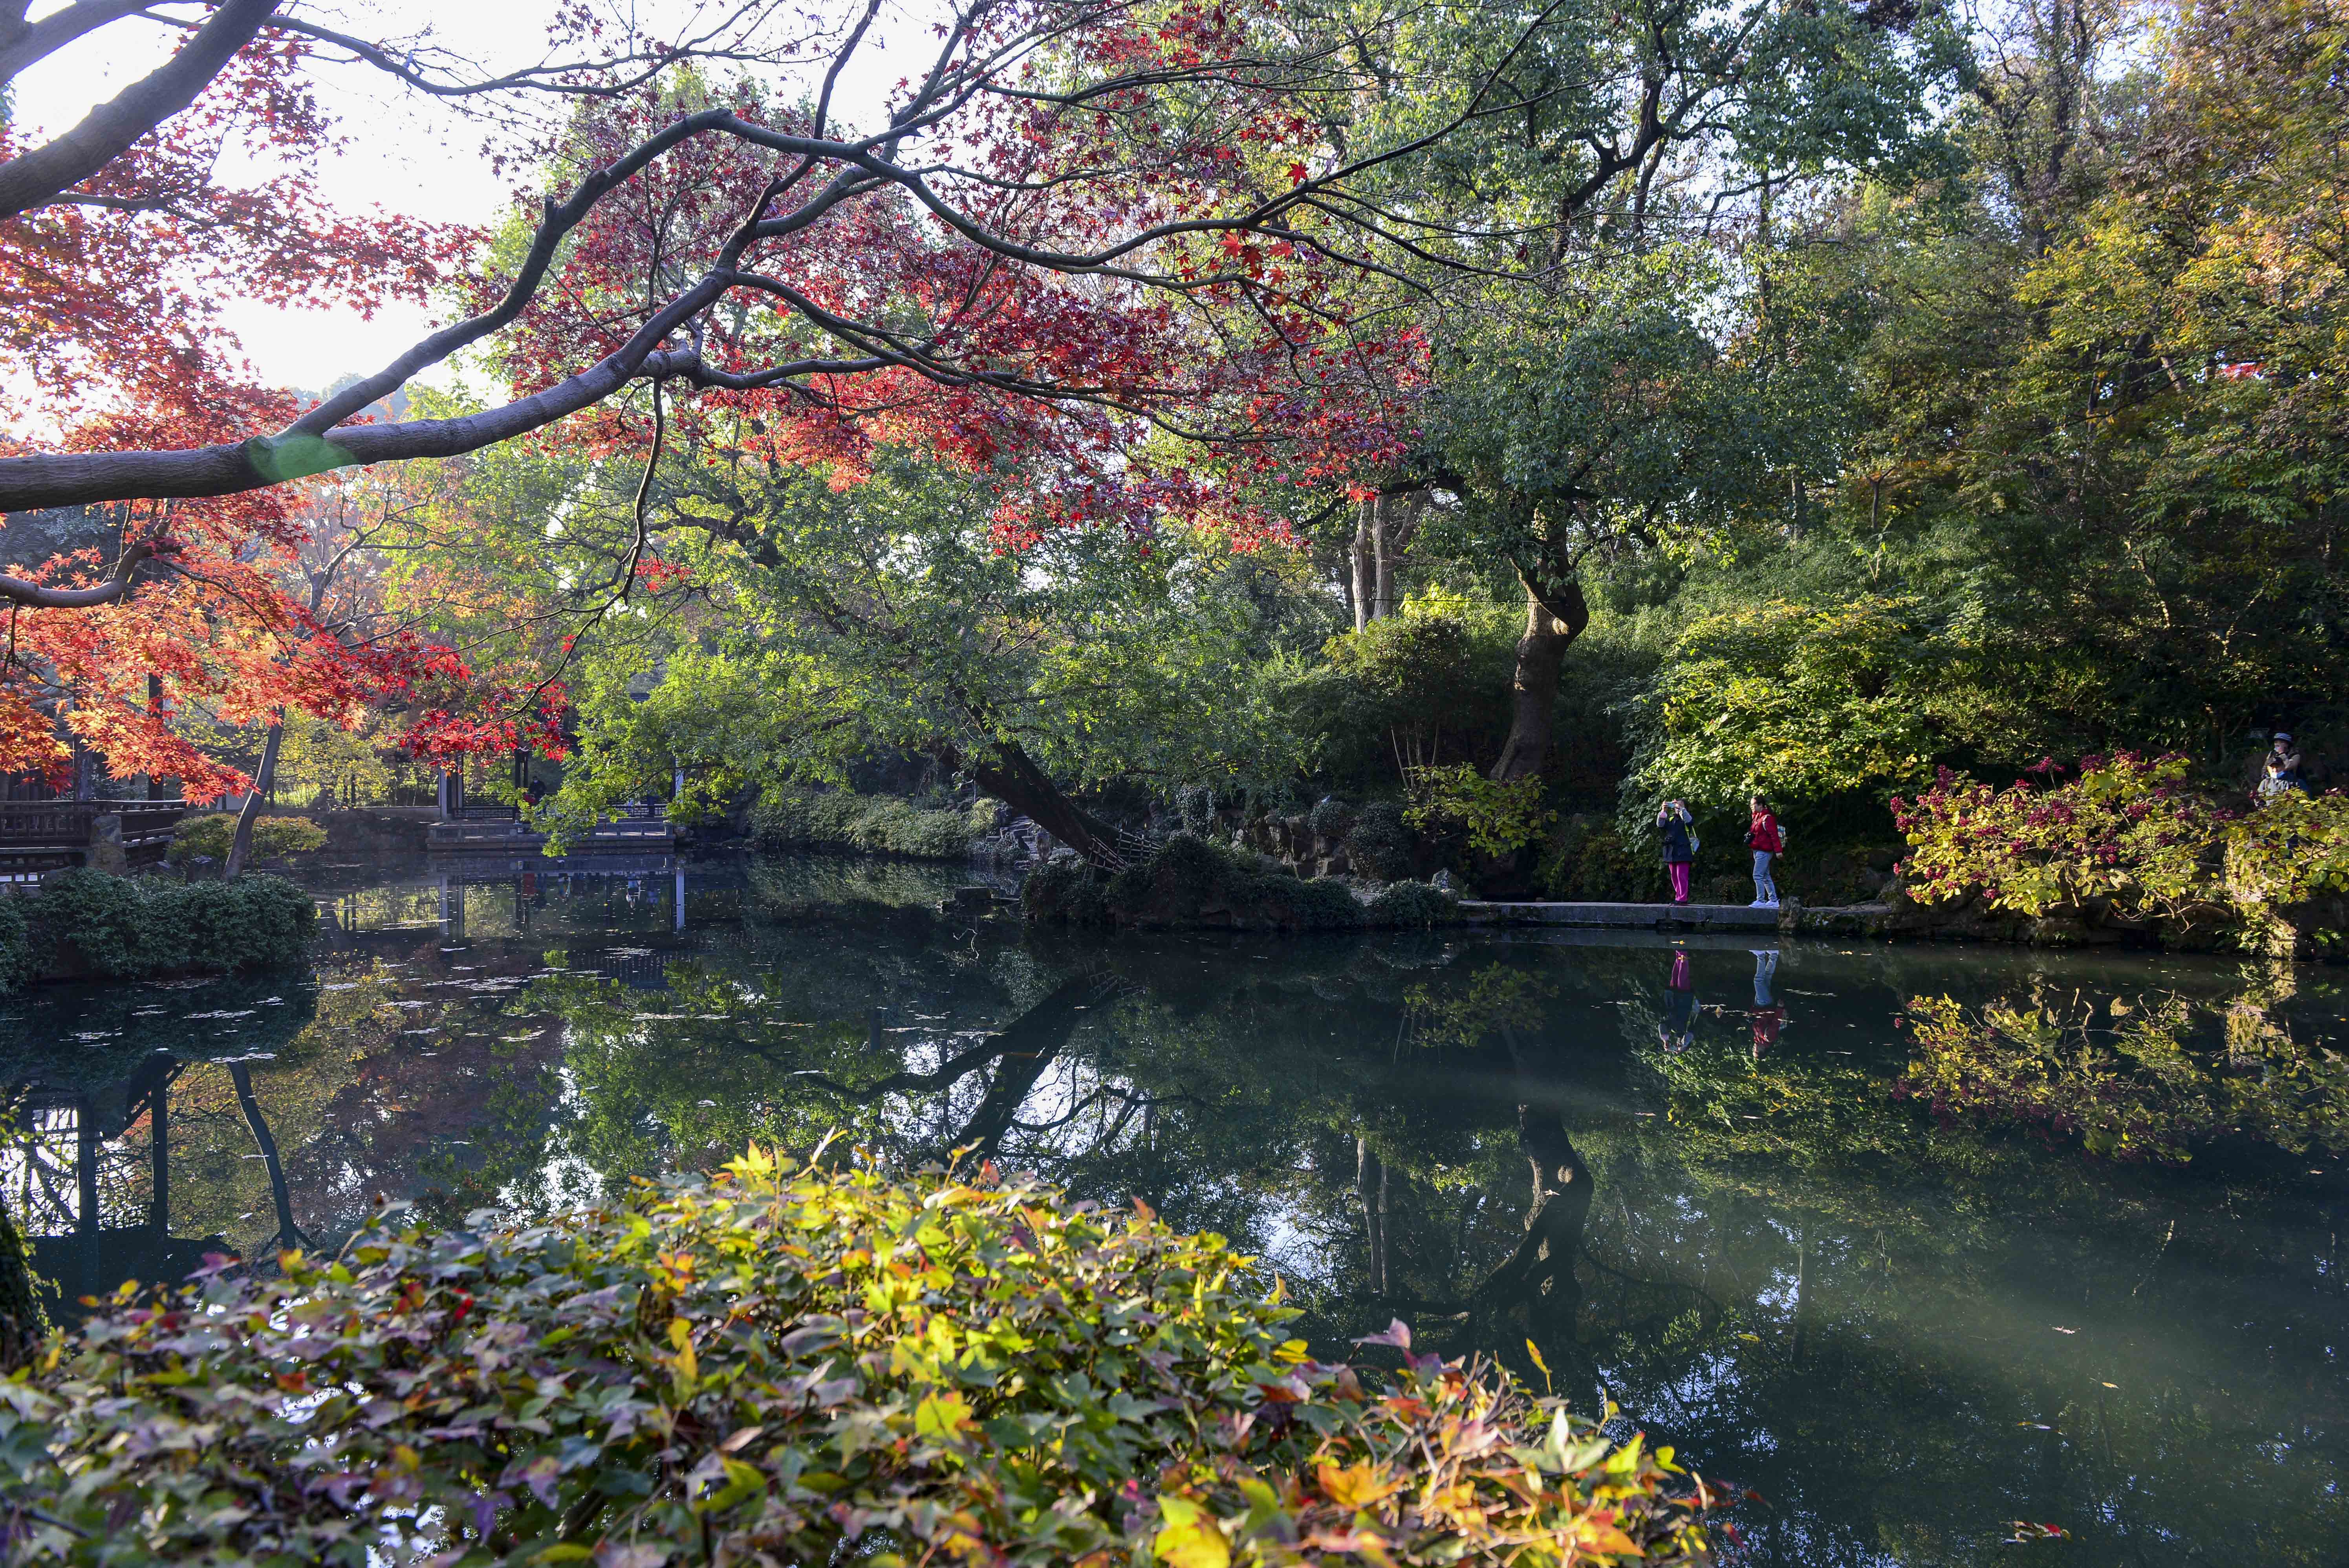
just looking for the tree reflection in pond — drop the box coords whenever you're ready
[2,859,2345,1564]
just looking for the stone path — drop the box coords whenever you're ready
[1458,900,1787,932]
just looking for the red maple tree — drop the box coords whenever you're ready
[0,0,1490,795]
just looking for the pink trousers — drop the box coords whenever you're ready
[1668,862,1692,903]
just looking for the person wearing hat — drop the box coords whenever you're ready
[2260,732,2304,800]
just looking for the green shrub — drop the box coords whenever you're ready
[1019,855,1110,925]
[0,895,34,996]
[1539,816,1655,902]
[23,869,313,982]
[1347,801,1416,880]
[1306,796,1355,839]
[167,812,328,863]
[1364,880,1462,928]
[1406,764,1557,858]
[1289,873,1369,928]
[0,1159,1725,1568]
[752,787,990,859]
[1028,835,1366,931]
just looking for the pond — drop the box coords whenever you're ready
[4,853,2346,1565]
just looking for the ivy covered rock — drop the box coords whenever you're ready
[0,1156,1725,1566]
[1362,879,1462,929]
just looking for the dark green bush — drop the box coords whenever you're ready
[1364,880,1463,928]
[1306,796,1355,839]
[1020,855,1110,925]
[1290,873,1369,928]
[1028,834,1366,931]
[0,1157,1721,1566]
[19,870,313,984]
[0,895,35,996]
[1347,800,1416,880]
[752,787,990,858]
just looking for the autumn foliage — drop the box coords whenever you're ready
[0,0,1440,792]
[1895,754,2349,950]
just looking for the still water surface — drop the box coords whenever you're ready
[3,855,2345,1565]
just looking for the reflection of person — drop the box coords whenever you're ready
[1657,800,1696,905]
[1659,948,1699,1054]
[1749,949,1784,1059]
[1746,794,1782,908]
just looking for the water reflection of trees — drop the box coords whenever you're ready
[6,877,2345,1566]
[494,935,2349,1566]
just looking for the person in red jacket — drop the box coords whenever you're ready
[1747,793,1783,908]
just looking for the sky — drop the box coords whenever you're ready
[14,0,914,397]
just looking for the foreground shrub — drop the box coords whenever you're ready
[752,787,991,859]
[168,812,328,863]
[0,1155,1724,1566]
[7,869,313,986]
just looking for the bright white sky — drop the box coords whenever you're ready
[13,0,917,397]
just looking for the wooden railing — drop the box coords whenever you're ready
[0,800,188,865]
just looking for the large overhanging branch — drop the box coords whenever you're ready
[0,0,154,86]
[0,0,1600,516]
[0,0,281,221]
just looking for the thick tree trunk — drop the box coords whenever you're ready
[223,719,284,879]
[955,741,1127,868]
[1348,491,1428,631]
[1371,490,1426,621]
[1489,574,1590,783]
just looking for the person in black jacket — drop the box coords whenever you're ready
[1657,799,1695,904]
